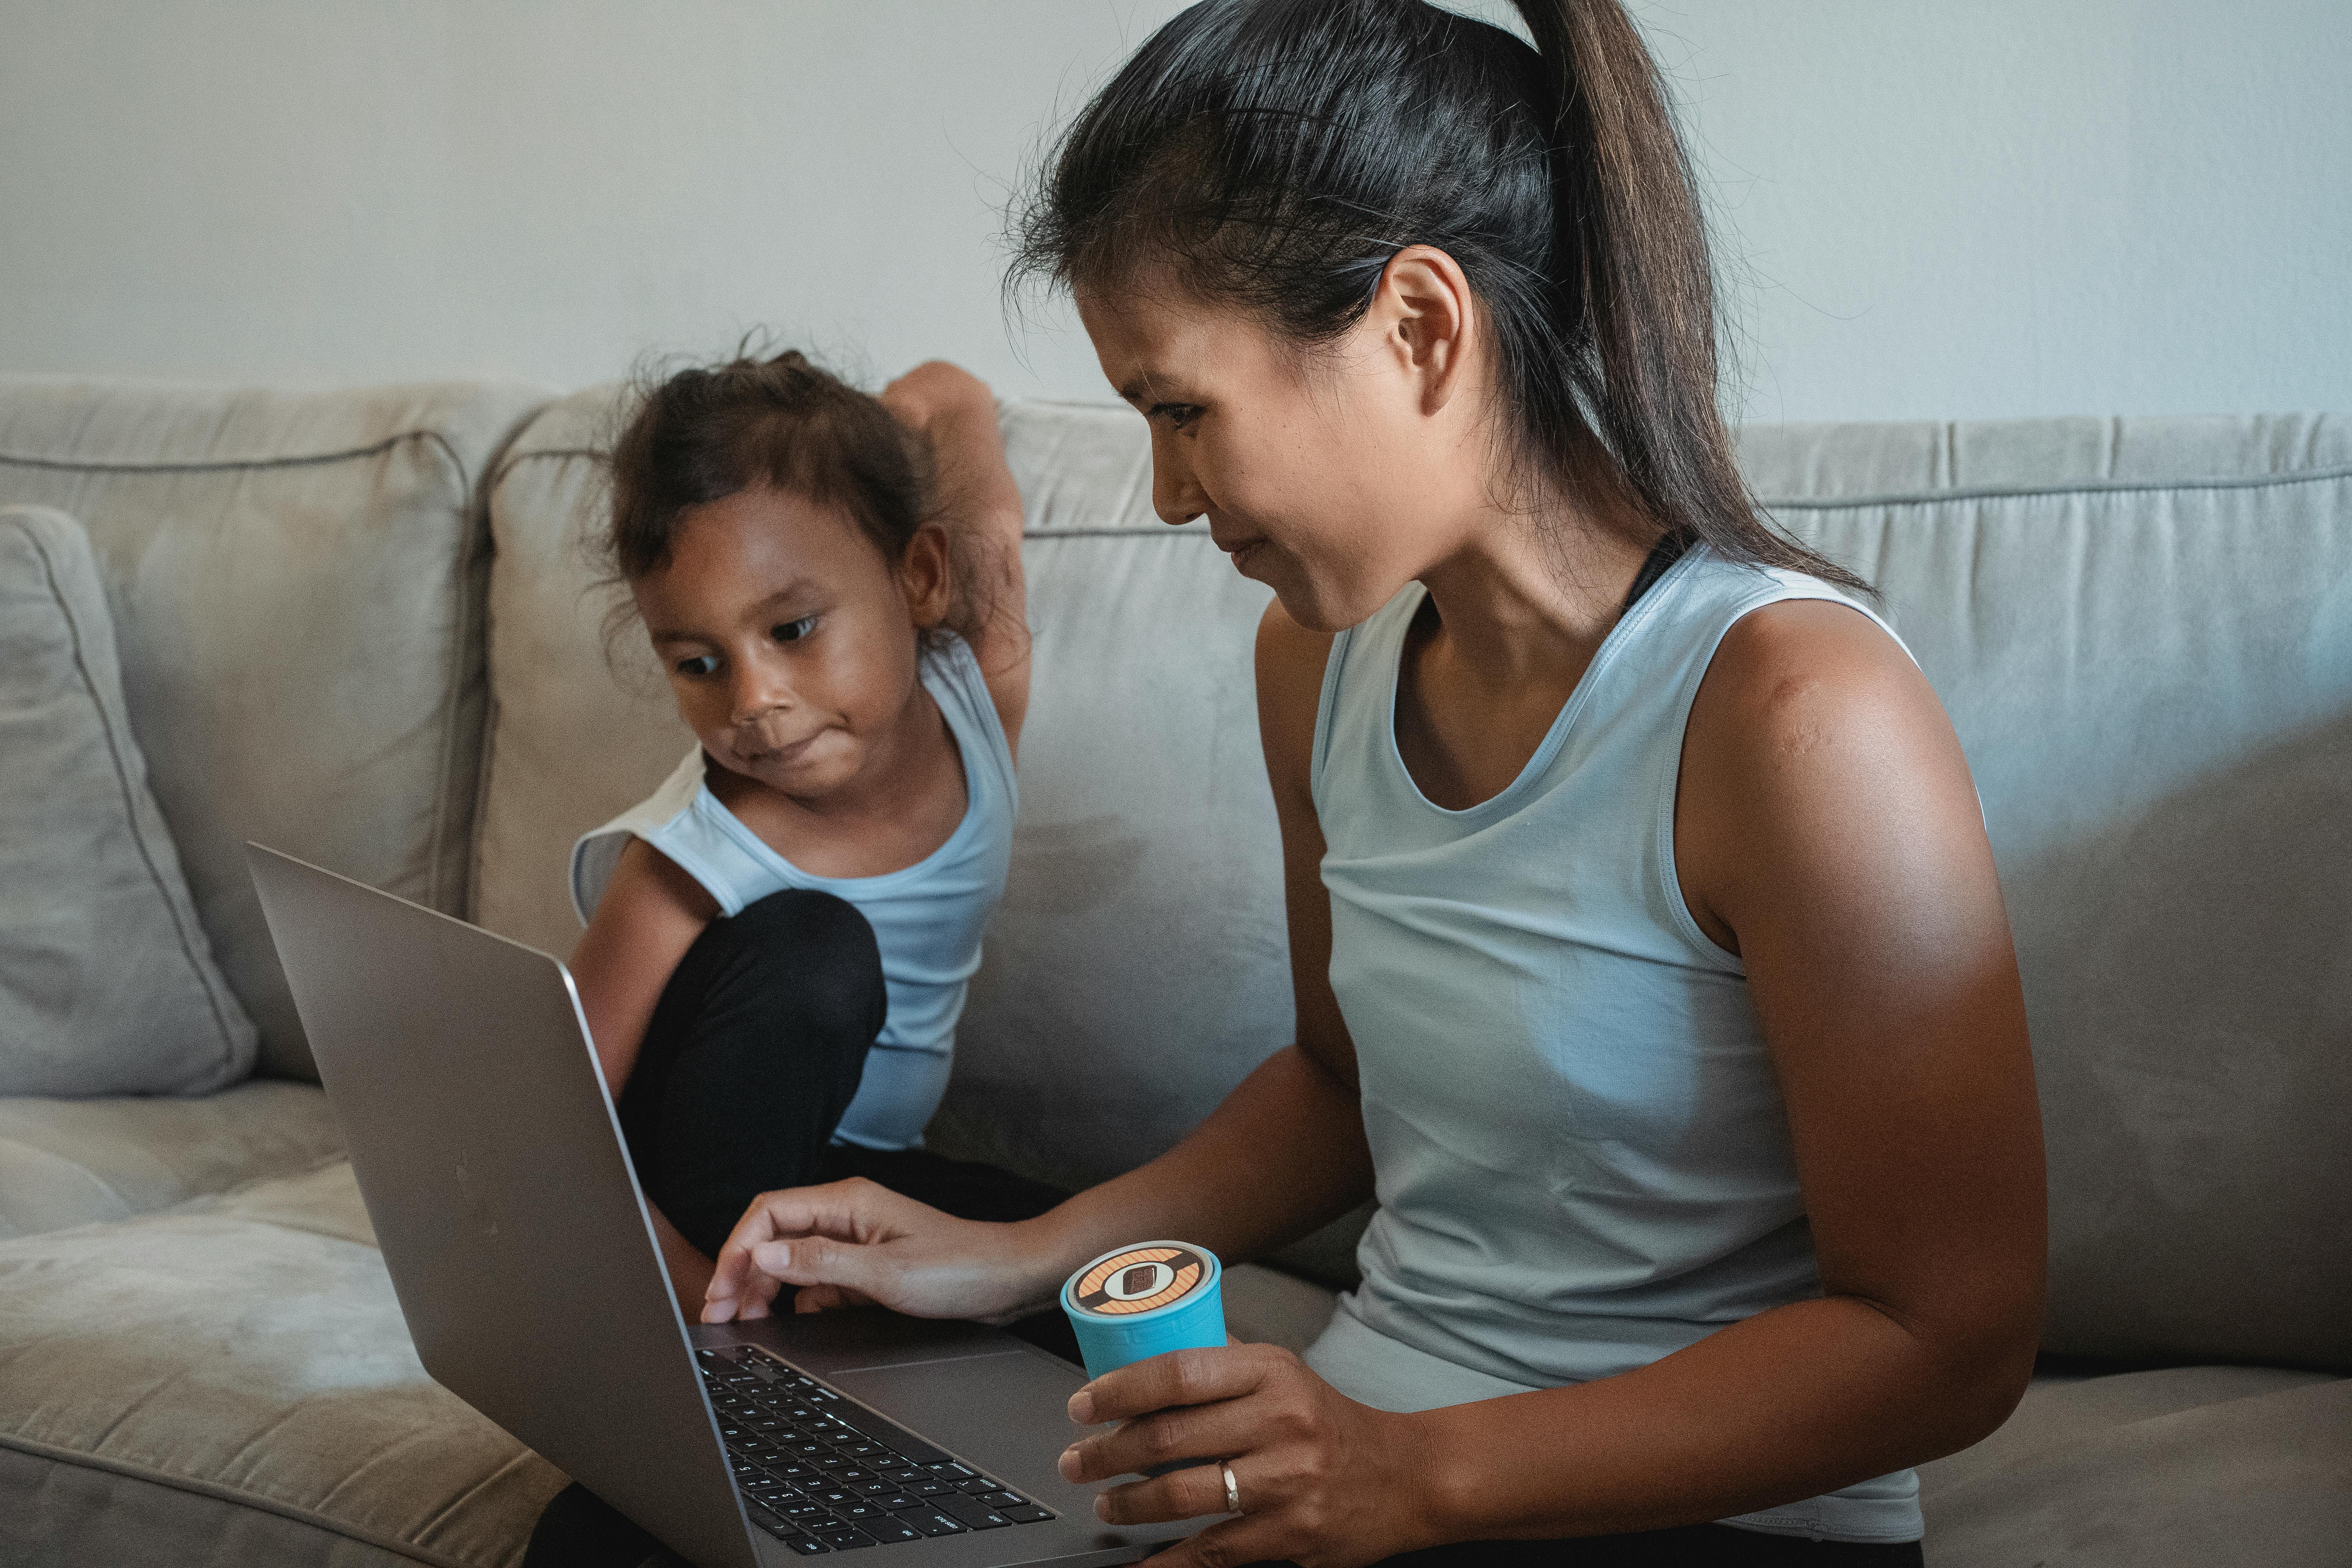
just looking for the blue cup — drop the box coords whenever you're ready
[1059,1242,1226,1379]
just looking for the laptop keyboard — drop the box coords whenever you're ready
[697,1345,1058,1553]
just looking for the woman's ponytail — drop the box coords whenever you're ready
[1511,0,1865,588]
[1016,0,1867,593]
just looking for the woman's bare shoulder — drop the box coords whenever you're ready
[1255,598,1337,781]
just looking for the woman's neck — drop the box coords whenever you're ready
[1413,481,1655,691]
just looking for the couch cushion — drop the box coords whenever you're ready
[0,1078,343,1240]
[0,1161,567,1568]
[0,379,553,1080]
[1751,414,2352,1372]
[470,385,693,960]
[1917,1365,2351,1566]
[0,505,256,1096]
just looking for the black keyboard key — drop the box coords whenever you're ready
[891,1508,968,1538]
[745,1505,802,1539]
[866,1518,924,1544]
[980,1490,1026,1510]
[1000,1504,1056,1524]
[954,1477,1000,1495]
[782,1501,831,1521]
[869,1493,920,1512]
[818,1529,877,1550]
[906,1480,954,1498]
[834,1503,886,1521]
[827,1408,951,1466]
[938,1495,1013,1530]
[769,1463,822,1483]
[829,1468,880,1487]
[809,1487,859,1508]
[921,1461,976,1480]
[784,1538,830,1555]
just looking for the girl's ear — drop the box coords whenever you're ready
[898,523,953,630]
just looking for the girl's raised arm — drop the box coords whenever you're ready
[882,361,1032,756]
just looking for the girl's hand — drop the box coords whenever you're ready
[1059,1344,1435,1568]
[700,1177,1057,1325]
[880,361,994,434]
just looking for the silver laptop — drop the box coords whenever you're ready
[247,844,1190,1568]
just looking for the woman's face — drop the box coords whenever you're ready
[1076,280,1492,632]
[631,488,944,800]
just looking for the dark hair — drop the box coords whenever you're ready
[604,348,984,642]
[1011,0,1866,593]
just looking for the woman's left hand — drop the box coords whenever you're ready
[1058,1343,1435,1568]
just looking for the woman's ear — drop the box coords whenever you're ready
[1367,244,1477,416]
[898,523,953,630]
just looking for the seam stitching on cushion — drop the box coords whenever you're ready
[0,1431,475,1568]
[1758,462,2352,512]
[0,429,450,476]
[15,518,245,1088]
[423,434,479,916]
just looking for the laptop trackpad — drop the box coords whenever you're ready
[831,1352,1082,1496]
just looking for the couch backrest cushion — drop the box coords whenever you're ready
[0,506,256,1096]
[1746,414,2352,1371]
[471,386,697,953]
[0,379,550,1080]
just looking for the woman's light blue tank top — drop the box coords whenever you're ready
[568,632,1015,1153]
[1300,547,1924,1544]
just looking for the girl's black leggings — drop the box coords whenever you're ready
[614,886,1072,1258]
[528,889,1922,1568]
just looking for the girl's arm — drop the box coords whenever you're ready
[1063,601,2044,1567]
[881,362,1033,757]
[699,601,1374,1325]
[571,837,723,1301]
[570,837,717,1094]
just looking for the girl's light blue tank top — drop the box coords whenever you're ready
[568,632,1015,1153]
[1301,547,1924,1544]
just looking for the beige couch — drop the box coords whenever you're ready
[0,376,2345,1566]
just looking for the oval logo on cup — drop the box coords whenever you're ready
[1070,1244,1210,1317]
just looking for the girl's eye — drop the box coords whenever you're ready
[675,653,719,678]
[772,616,818,644]
[1152,403,1203,432]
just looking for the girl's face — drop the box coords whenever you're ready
[632,488,947,800]
[1076,278,1494,632]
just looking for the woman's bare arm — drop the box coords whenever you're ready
[1065,601,2044,1564]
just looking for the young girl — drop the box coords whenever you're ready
[561,351,1054,1309]
[706,4,2045,1567]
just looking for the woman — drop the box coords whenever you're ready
[703,3,2045,1564]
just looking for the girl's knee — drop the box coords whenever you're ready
[676,889,886,1048]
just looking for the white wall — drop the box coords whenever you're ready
[3,1,2345,422]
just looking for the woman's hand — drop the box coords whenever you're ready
[700,1177,1059,1325]
[1059,1344,1434,1568]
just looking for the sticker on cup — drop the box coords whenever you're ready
[1060,1242,1226,1378]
